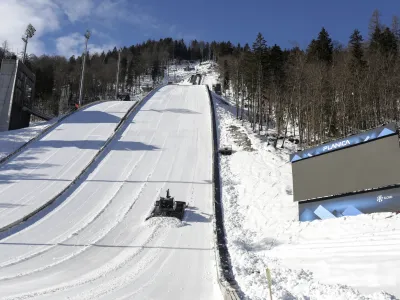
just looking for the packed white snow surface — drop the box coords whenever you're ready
[213,95,400,300]
[0,120,53,161]
[0,101,134,231]
[0,85,222,300]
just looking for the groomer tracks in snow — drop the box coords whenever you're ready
[0,85,222,299]
[0,101,135,232]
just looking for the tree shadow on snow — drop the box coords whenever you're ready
[142,108,200,114]
[0,171,56,185]
[0,150,58,185]
[0,147,49,166]
[0,138,159,186]
[31,140,160,151]
[0,203,26,208]
[184,206,212,224]
[62,110,123,124]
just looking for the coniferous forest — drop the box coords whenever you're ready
[0,10,399,149]
[219,10,400,149]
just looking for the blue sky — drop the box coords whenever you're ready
[0,0,398,58]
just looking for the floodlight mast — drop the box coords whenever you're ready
[78,30,91,106]
[21,24,36,63]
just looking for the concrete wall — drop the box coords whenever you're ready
[0,58,36,131]
[9,59,35,130]
[0,59,17,131]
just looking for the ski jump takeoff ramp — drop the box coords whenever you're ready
[0,85,222,300]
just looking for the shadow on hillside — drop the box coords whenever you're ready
[184,206,212,223]
[142,108,200,114]
[0,147,58,184]
[63,110,123,124]
[32,140,160,151]
[0,203,26,208]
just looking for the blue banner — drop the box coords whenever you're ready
[290,123,397,163]
[299,186,400,222]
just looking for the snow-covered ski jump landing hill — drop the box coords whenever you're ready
[1,59,399,300]
[0,85,222,300]
[0,101,135,232]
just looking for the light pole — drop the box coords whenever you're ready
[115,48,121,100]
[21,24,36,63]
[78,30,91,106]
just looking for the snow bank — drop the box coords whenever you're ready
[214,95,400,300]
[0,120,53,161]
[143,217,185,228]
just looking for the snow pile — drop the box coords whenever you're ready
[143,217,184,228]
[214,96,400,300]
[0,120,53,160]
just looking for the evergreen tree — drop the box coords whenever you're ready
[252,33,268,61]
[369,26,382,52]
[111,47,118,59]
[252,32,268,82]
[391,16,400,41]
[68,55,76,73]
[306,39,318,62]
[120,57,128,91]
[307,27,333,64]
[369,9,382,39]
[151,59,160,83]
[269,44,285,86]
[380,27,398,56]
[349,29,366,72]
[223,59,230,91]
[126,59,134,91]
